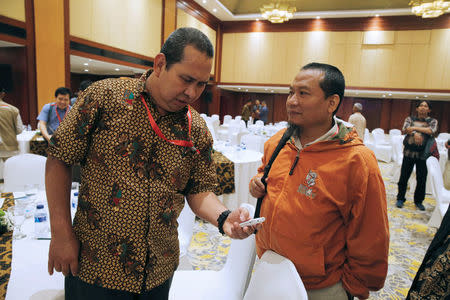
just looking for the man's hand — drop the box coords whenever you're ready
[413,132,424,145]
[249,176,266,198]
[222,207,260,239]
[48,232,80,277]
[405,127,415,134]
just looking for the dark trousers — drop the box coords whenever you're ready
[397,156,428,204]
[65,275,172,300]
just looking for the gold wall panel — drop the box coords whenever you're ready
[0,0,25,22]
[70,0,161,57]
[176,9,216,74]
[221,29,450,90]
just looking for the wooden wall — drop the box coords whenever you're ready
[209,91,450,133]
[0,47,30,125]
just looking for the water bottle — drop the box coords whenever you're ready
[34,204,48,239]
[71,192,78,221]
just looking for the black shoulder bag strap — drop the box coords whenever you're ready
[254,126,295,220]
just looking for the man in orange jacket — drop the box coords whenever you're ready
[250,62,389,300]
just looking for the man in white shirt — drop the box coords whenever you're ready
[348,103,366,140]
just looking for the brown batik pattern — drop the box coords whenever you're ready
[47,70,218,293]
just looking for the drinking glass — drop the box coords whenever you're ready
[7,206,26,240]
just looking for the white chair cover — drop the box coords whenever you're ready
[223,115,232,125]
[426,157,450,228]
[372,129,392,162]
[4,154,46,192]
[243,250,308,300]
[169,203,257,300]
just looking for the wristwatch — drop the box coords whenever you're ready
[217,210,231,235]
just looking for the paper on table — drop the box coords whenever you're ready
[12,192,27,199]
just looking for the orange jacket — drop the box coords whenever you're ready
[255,124,389,299]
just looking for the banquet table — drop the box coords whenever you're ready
[0,192,65,300]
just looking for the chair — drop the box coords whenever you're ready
[241,134,264,153]
[169,203,257,300]
[3,154,47,192]
[255,120,264,127]
[389,129,401,136]
[426,157,450,228]
[243,250,308,300]
[223,115,232,125]
[372,129,392,162]
[177,199,196,270]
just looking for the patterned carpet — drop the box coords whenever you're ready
[186,161,438,299]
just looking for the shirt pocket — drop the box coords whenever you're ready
[292,243,326,278]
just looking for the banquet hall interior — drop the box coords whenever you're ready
[0,0,449,299]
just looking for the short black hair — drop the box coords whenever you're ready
[0,87,6,93]
[54,87,71,98]
[301,62,345,115]
[161,27,214,70]
[416,100,432,110]
[79,80,93,92]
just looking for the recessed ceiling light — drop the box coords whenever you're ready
[213,8,217,12]
[245,89,248,92]
[202,0,206,3]
[84,69,89,72]
[424,95,428,98]
[115,68,120,71]
[264,88,268,91]
[83,63,88,66]
[88,59,92,61]
[316,16,320,19]
[382,94,386,97]
[256,18,259,21]
[416,96,419,99]
[238,87,241,90]
[388,93,392,96]
[375,14,380,17]
[271,90,274,93]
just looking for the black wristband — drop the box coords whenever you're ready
[217,210,231,235]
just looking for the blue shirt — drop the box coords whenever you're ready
[259,106,268,123]
[37,103,71,135]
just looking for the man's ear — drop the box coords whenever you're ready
[153,53,166,77]
[327,94,340,114]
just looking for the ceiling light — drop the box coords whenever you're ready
[265,88,268,91]
[271,90,274,92]
[316,16,320,19]
[115,68,120,71]
[409,0,450,18]
[84,69,89,72]
[382,94,386,97]
[375,14,380,17]
[388,93,392,96]
[245,89,249,92]
[416,96,419,98]
[213,8,217,12]
[256,18,260,21]
[424,95,428,97]
[83,63,88,66]
[260,1,296,23]
[88,59,92,61]
[202,0,206,3]
[238,87,241,90]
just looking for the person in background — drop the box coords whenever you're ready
[259,101,268,124]
[37,87,71,142]
[396,100,438,211]
[241,100,252,125]
[71,80,93,106]
[444,139,450,189]
[0,88,23,180]
[252,99,261,122]
[45,28,256,300]
[250,62,389,300]
[348,102,366,140]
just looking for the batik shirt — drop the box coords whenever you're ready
[47,70,217,293]
[402,116,438,159]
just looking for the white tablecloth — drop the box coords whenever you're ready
[6,192,64,300]
[217,149,263,210]
[16,131,37,154]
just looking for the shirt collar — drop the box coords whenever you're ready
[294,116,339,150]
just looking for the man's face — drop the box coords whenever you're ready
[286,69,338,128]
[152,45,212,114]
[55,93,70,110]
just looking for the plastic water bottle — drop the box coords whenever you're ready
[71,192,78,221]
[34,204,48,239]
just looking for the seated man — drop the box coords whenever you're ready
[37,87,71,142]
[250,62,389,300]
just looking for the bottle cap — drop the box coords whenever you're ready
[36,204,44,209]
[74,192,79,196]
